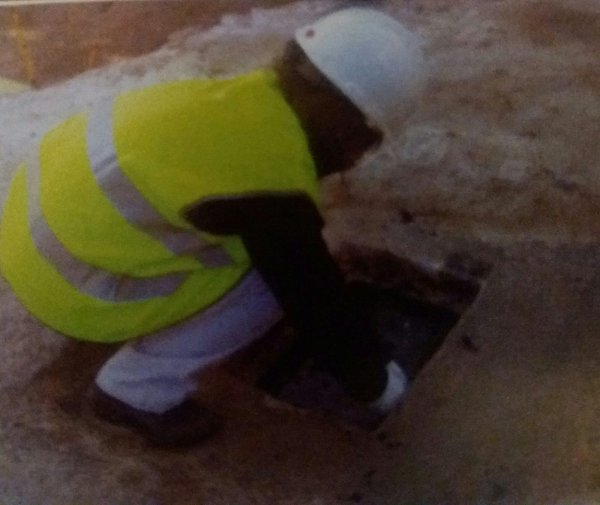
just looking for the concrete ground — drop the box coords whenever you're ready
[0,0,291,87]
[0,1,599,504]
[324,214,600,505]
[4,219,600,505]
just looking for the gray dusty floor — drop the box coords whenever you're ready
[0,1,599,504]
[371,240,600,505]
[3,231,600,505]
[0,0,293,86]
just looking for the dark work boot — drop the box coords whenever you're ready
[87,384,222,448]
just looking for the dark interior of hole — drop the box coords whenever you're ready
[232,248,488,429]
[347,281,460,381]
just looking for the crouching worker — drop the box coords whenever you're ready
[0,8,425,447]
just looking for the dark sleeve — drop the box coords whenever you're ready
[185,192,388,401]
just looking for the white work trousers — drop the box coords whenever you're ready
[95,270,283,413]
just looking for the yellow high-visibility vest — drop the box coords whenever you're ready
[0,69,319,342]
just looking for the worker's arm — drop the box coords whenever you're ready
[185,193,388,402]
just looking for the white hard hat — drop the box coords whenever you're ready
[295,8,426,134]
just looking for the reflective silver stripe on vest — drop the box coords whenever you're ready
[86,101,233,268]
[25,149,188,302]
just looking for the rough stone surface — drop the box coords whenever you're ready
[323,0,600,245]
[2,0,599,244]
[0,1,598,504]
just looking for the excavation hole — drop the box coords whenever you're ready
[231,244,492,428]
[335,244,491,380]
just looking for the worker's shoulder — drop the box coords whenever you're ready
[113,68,297,130]
[118,68,281,105]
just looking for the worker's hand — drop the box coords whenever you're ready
[332,344,408,414]
[368,361,408,414]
